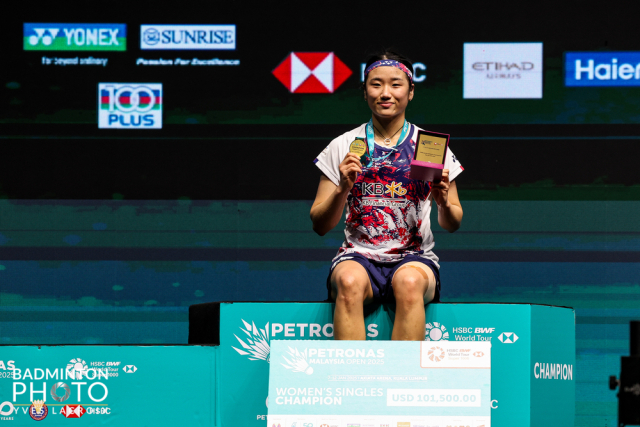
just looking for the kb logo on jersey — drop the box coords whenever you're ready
[363,181,407,198]
[98,83,162,129]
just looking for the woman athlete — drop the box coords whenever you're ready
[310,50,464,341]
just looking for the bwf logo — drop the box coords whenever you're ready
[98,83,162,129]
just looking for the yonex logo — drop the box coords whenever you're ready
[24,23,126,51]
[27,28,60,46]
[272,52,352,93]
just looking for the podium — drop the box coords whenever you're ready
[202,302,575,427]
[0,303,575,426]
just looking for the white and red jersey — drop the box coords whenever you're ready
[314,123,463,267]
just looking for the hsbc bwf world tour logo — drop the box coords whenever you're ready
[98,83,162,129]
[273,52,352,93]
[425,322,450,341]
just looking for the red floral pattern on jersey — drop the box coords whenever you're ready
[337,128,431,260]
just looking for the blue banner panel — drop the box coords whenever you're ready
[565,52,640,86]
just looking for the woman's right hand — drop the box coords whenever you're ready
[338,153,363,192]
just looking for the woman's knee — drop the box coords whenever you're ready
[393,274,427,306]
[333,270,369,303]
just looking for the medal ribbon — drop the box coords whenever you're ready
[365,119,409,166]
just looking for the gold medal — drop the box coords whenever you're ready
[349,139,367,157]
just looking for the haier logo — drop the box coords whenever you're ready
[24,23,126,51]
[98,83,162,129]
[565,52,640,86]
[140,25,235,50]
[272,52,352,93]
[463,42,543,98]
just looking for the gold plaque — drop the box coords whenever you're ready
[415,134,447,165]
[349,139,367,157]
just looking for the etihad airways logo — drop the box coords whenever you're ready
[272,52,352,93]
[464,42,543,99]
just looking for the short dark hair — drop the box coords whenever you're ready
[362,49,414,87]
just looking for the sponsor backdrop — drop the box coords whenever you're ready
[0,303,573,427]
[0,346,216,425]
[1,1,638,427]
[223,302,574,427]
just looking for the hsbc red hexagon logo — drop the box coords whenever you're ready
[272,52,352,93]
[60,404,85,418]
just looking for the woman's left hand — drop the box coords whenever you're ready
[430,169,450,207]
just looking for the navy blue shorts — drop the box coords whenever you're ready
[326,253,441,303]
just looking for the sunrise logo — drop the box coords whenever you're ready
[272,52,352,93]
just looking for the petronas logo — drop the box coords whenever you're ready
[281,347,313,375]
[232,319,271,362]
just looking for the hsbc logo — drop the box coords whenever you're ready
[272,52,352,93]
[498,332,519,343]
